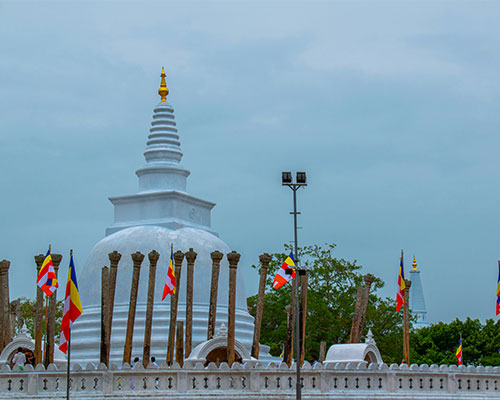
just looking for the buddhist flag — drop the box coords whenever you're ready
[456,338,463,366]
[496,262,500,316]
[396,250,405,312]
[59,253,83,354]
[37,249,58,296]
[162,246,175,300]
[272,252,296,290]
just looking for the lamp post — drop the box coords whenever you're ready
[282,171,307,400]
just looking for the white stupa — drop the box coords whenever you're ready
[409,256,428,329]
[71,69,271,364]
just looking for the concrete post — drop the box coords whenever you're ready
[123,251,144,365]
[284,303,294,367]
[143,250,159,368]
[176,320,184,367]
[251,253,271,359]
[167,250,184,364]
[226,251,240,366]
[284,276,297,367]
[300,272,308,365]
[100,266,110,365]
[357,273,375,342]
[350,286,363,343]
[106,251,121,365]
[319,340,327,363]
[33,254,45,366]
[207,250,223,340]
[403,279,412,364]
[46,254,61,366]
[184,248,197,358]
[0,260,10,350]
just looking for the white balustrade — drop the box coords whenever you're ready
[1,361,500,399]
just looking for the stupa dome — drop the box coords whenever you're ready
[79,225,249,310]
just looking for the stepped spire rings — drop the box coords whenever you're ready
[158,67,169,102]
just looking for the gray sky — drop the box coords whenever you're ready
[1,1,499,324]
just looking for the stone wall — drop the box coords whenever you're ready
[2,361,500,399]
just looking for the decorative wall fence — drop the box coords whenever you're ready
[2,360,500,399]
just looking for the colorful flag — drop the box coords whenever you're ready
[59,253,83,354]
[396,251,405,312]
[162,247,175,300]
[496,263,500,316]
[37,249,59,296]
[456,338,463,366]
[272,252,296,290]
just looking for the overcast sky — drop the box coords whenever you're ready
[1,1,500,324]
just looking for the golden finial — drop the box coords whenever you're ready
[158,67,169,102]
[412,256,418,271]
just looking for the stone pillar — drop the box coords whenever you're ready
[251,253,271,359]
[357,274,375,341]
[349,286,363,343]
[319,340,327,363]
[299,272,308,365]
[123,251,144,365]
[284,302,294,367]
[0,260,11,350]
[143,250,159,368]
[184,248,197,359]
[33,254,45,365]
[100,266,110,365]
[167,250,184,364]
[207,250,223,340]
[403,279,412,364]
[46,254,61,366]
[226,251,240,366]
[106,251,121,365]
[176,321,184,367]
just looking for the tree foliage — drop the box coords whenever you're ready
[247,243,403,363]
[14,297,65,341]
[411,318,500,366]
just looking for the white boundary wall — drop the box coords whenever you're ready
[2,361,500,399]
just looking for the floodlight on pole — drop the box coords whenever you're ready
[281,171,307,400]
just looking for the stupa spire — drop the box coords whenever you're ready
[158,67,169,102]
[412,256,418,271]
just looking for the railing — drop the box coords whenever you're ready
[1,361,500,399]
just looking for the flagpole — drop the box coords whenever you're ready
[66,325,71,400]
[43,296,49,366]
[67,248,73,400]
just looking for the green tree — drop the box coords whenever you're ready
[247,243,403,363]
[14,297,64,341]
[411,318,500,366]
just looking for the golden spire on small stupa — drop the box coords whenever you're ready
[412,256,418,271]
[158,67,169,102]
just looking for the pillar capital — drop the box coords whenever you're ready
[108,251,122,264]
[210,250,224,263]
[148,250,160,265]
[0,260,10,274]
[185,248,197,263]
[51,254,62,269]
[364,273,375,285]
[173,250,185,265]
[259,253,272,267]
[404,279,412,291]
[131,251,145,266]
[227,251,241,267]
[34,254,45,269]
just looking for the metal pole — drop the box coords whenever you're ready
[292,185,301,400]
[66,326,71,400]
